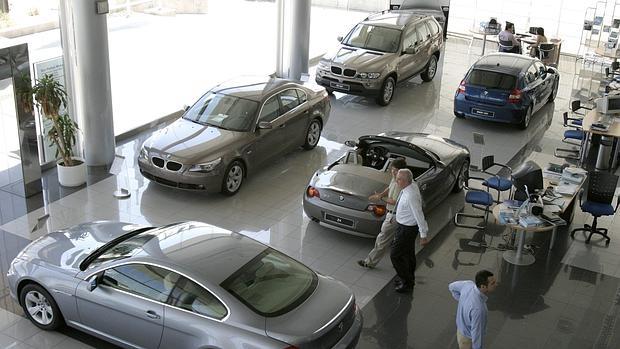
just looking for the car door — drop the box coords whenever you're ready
[524,64,543,111]
[250,94,287,166]
[410,150,446,211]
[277,88,308,150]
[534,61,552,107]
[397,25,422,80]
[414,21,433,72]
[74,263,168,349]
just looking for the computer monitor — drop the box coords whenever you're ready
[512,161,543,201]
[599,94,620,114]
[529,26,538,35]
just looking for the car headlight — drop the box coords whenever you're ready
[139,147,148,160]
[188,158,222,173]
[317,61,330,71]
[357,72,381,79]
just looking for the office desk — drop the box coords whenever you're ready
[469,28,499,55]
[581,109,620,169]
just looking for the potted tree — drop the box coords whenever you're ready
[21,74,86,187]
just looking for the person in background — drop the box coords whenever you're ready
[498,22,521,53]
[528,27,548,58]
[358,158,408,269]
[448,270,498,349]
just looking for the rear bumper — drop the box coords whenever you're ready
[454,95,528,124]
[315,72,382,96]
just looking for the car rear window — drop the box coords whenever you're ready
[221,248,318,317]
[466,69,517,90]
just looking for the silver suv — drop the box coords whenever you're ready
[316,11,443,106]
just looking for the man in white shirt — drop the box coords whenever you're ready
[391,169,429,293]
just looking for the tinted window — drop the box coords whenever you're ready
[296,89,307,103]
[416,23,430,42]
[426,20,439,36]
[259,96,280,123]
[221,248,318,317]
[169,277,227,320]
[279,90,300,113]
[182,92,259,132]
[344,23,401,53]
[534,62,546,76]
[402,28,417,49]
[525,65,538,84]
[467,69,517,90]
[101,264,170,303]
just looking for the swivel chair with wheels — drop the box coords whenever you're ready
[480,155,513,203]
[570,171,619,245]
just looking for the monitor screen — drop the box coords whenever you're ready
[607,95,620,112]
[529,27,538,35]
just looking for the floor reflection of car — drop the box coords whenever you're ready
[303,132,470,237]
[138,76,331,195]
[8,221,362,349]
[453,53,559,129]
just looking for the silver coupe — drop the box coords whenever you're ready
[303,132,470,237]
[7,221,362,349]
[138,76,331,195]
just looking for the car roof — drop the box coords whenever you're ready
[472,53,537,75]
[363,11,428,30]
[212,76,301,102]
[132,222,268,284]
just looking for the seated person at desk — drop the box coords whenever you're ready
[528,27,548,58]
[498,22,521,54]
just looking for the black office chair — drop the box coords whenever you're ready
[498,39,515,53]
[605,61,620,78]
[455,175,494,230]
[480,155,513,203]
[571,100,593,117]
[570,171,619,245]
[538,43,555,62]
[554,112,585,161]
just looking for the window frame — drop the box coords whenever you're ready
[256,88,307,127]
[415,22,431,43]
[278,88,302,114]
[257,95,281,124]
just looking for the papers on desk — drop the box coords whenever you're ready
[519,215,545,228]
[543,204,563,213]
[498,209,518,225]
[556,181,579,195]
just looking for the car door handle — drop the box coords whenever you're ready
[278,124,286,128]
[146,310,160,319]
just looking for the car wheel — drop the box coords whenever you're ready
[547,78,559,103]
[221,160,244,196]
[454,111,465,119]
[20,284,63,330]
[376,76,396,106]
[303,119,322,150]
[421,55,438,82]
[519,106,532,129]
[452,160,469,193]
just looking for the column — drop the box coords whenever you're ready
[275,0,311,80]
[59,0,115,167]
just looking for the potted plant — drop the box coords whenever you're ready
[22,73,86,187]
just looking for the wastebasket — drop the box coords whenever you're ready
[596,136,614,170]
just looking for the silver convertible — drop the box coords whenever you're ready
[7,221,362,349]
[138,76,331,195]
[303,132,470,237]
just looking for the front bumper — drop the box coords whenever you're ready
[315,70,382,96]
[454,95,528,125]
[302,194,384,238]
[138,157,224,192]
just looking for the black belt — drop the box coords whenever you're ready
[387,210,396,214]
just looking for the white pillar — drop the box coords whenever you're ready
[275,0,311,80]
[59,0,115,167]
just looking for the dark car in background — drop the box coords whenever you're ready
[393,0,447,35]
[453,53,559,129]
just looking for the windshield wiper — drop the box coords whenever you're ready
[78,227,154,271]
[205,122,232,131]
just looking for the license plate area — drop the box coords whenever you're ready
[324,213,354,227]
[330,81,350,91]
[472,108,494,117]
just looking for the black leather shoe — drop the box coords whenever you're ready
[357,260,374,269]
[395,284,414,293]
[393,278,403,287]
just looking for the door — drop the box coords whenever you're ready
[278,89,309,149]
[534,61,552,106]
[414,22,433,71]
[397,26,422,79]
[75,264,168,349]
[524,64,544,111]
[249,95,287,166]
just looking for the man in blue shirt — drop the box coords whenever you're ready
[448,270,497,349]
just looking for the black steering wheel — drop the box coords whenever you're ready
[365,146,388,169]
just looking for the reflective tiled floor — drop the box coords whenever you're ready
[1,36,620,348]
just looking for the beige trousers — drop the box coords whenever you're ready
[457,331,473,349]
[364,212,397,267]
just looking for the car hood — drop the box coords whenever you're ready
[16,222,143,276]
[266,275,355,346]
[323,46,393,72]
[143,118,245,163]
[310,164,390,198]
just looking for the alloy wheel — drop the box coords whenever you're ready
[428,56,437,79]
[383,79,394,104]
[226,164,243,193]
[24,291,53,326]
[307,121,321,147]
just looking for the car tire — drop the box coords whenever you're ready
[452,160,469,193]
[454,111,465,119]
[421,55,438,82]
[376,76,396,106]
[303,119,322,150]
[221,160,244,196]
[547,77,559,103]
[519,105,533,130]
[20,283,63,331]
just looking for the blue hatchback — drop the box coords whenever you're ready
[454,53,559,129]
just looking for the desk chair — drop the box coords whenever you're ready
[539,43,556,65]
[498,39,515,53]
[570,171,619,245]
[455,175,494,230]
[571,100,593,117]
[605,61,620,78]
[480,155,513,203]
[555,112,585,161]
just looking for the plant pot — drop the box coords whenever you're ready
[57,157,86,187]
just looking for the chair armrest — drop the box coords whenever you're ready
[464,175,491,192]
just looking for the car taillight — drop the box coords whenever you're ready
[367,204,387,217]
[307,186,320,198]
[456,79,466,95]
[508,89,522,103]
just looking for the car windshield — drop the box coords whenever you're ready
[90,232,158,267]
[467,69,517,90]
[344,24,401,53]
[221,248,318,317]
[183,92,259,132]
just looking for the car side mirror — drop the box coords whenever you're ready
[337,35,343,42]
[547,68,554,73]
[258,121,272,130]
[88,273,101,292]
[182,105,190,112]
[344,140,357,147]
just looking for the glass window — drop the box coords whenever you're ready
[426,20,439,36]
[526,65,539,83]
[101,264,171,303]
[169,277,227,319]
[295,89,307,104]
[467,69,517,90]
[343,24,402,53]
[279,90,300,114]
[402,28,418,49]
[91,230,158,268]
[259,96,280,123]
[535,62,546,76]
[221,248,318,317]
[182,92,259,132]
[416,23,431,42]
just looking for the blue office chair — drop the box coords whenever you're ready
[570,171,619,245]
[455,175,494,230]
[555,112,585,161]
[481,155,513,203]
